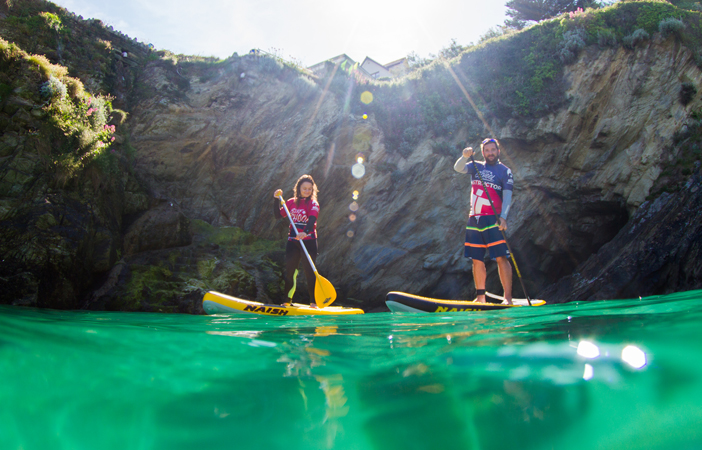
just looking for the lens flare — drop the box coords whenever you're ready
[583,364,594,380]
[360,91,373,104]
[351,163,365,179]
[352,190,359,200]
[349,201,359,212]
[577,341,600,359]
[621,345,647,369]
[362,114,368,120]
[346,230,355,238]
[349,214,356,222]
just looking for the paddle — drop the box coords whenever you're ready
[470,155,532,306]
[278,196,337,308]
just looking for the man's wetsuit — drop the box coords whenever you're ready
[454,157,513,260]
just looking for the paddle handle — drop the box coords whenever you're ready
[279,197,319,275]
[469,155,532,306]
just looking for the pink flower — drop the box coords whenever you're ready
[111,137,115,141]
[569,7,584,19]
[87,108,96,116]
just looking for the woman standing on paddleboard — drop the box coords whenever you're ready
[273,175,320,306]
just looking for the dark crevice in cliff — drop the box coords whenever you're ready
[540,169,702,302]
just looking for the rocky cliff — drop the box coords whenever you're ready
[2,1,701,312]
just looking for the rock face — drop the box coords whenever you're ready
[120,35,701,310]
[495,35,701,299]
[122,202,192,256]
[2,2,701,311]
[541,170,702,302]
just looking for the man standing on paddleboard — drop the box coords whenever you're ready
[454,138,514,305]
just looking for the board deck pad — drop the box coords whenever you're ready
[203,291,364,316]
[386,291,546,313]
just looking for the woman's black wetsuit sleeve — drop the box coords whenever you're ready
[303,216,316,234]
[273,198,283,219]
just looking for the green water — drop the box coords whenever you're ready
[2,291,702,450]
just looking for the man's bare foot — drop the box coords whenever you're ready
[502,298,513,305]
[475,295,487,303]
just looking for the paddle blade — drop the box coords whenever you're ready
[314,273,337,308]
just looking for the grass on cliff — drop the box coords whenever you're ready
[0,35,127,184]
[1,0,155,100]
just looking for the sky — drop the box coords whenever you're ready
[52,0,508,67]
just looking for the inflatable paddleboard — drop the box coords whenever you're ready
[386,291,546,313]
[203,291,364,316]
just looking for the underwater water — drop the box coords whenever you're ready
[1,290,702,450]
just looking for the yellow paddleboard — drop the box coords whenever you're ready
[202,291,364,316]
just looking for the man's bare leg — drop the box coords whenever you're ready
[472,259,487,303]
[496,256,513,305]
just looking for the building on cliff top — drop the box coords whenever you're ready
[308,54,408,80]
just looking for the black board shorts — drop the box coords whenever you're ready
[464,215,509,260]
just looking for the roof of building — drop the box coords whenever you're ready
[308,53,356,71]
[384,57,408,68]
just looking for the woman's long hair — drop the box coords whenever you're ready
[293,174,318,206]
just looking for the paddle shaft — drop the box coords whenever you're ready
[469,155,532,306]
[279,198,319,276]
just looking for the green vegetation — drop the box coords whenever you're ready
[113,221,285,312]
[0,37,121,182]
[1,0,157,101]
[317,1,702,157]
[505,0,601,29]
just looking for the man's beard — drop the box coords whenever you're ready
[485,155,498,164]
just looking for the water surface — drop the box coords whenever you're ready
[2,290,701,449]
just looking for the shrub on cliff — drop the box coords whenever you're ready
[559,29,588,63]
[64,76,84,98]
[659,17,685,38]
[596,29,618,47]
[40,76,67,99]
[622,28,651,48]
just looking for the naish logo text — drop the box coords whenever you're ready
[435,306,485,312]
[244,305,289,315]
